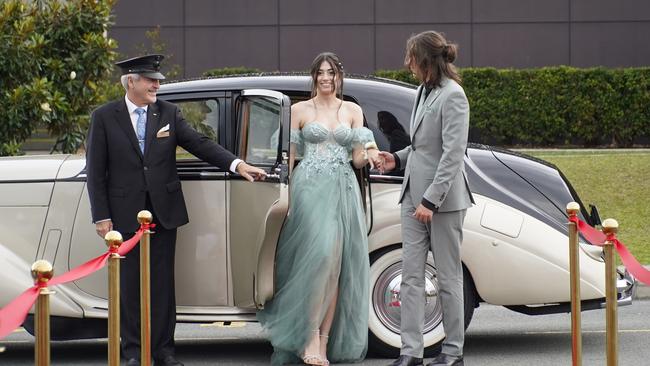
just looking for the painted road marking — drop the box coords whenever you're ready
[525,329,650,334]
[200,322,246,328]
[176,337,240,341]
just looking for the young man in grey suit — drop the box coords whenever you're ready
[379,31,474,366]
[86,54,266,366]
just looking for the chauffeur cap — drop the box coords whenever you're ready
[115,54,166,80]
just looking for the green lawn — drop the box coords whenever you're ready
[519,149,650,264]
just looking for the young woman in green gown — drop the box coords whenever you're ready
[257,52,381,365]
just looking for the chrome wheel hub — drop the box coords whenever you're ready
[372,261,443,334]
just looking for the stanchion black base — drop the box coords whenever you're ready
[23,315,108,340]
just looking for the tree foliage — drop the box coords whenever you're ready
[0,0,118,155]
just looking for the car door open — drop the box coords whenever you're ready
[228,89,290,309]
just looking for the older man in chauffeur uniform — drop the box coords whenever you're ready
[86,54,266,366]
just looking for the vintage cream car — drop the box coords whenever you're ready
[0,75,634,356]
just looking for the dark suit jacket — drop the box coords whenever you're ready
[86,98,237,232]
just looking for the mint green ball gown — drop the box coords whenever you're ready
[257,122,374,365]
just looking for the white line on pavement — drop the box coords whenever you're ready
[525,329,650,334]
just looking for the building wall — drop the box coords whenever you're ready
[109,0,650,78]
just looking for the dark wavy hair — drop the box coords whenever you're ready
[309,52,344,98]
[404,31,461,88]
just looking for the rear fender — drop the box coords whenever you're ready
[462,195,606,305]
[0,243,83,318]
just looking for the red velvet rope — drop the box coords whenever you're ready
[0,225,150,339]
[569,216,650,286]
[0,287,40,340]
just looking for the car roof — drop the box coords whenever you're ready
[157,74,550,168]
[158,72,417,95]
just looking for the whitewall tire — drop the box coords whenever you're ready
[367,246,477,357]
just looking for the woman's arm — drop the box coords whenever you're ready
[349,102,378,169]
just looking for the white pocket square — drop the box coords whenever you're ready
[157,124,170,138]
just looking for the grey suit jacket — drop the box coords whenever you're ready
[394,77,474,212]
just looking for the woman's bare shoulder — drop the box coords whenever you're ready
[342,100,364,127]
[292,100,315,113]
[342,100,363,114]
[291,99,316,127]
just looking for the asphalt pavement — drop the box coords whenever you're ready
[2,297,650,365]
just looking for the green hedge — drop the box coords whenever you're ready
[203,66,262,77]
[375,67,650,147]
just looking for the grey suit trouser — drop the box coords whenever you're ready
[399,190,466,358]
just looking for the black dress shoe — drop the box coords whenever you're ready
[426,353,464,366]
[154,355,184,366]
[125,358,140,366]
[388,355,424,366]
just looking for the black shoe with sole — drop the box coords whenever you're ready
[426,353,464,366]
[153,355,184,366]
[387,355,424,366]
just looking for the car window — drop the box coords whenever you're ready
[355,89,412,154]
[284,89,411,173]
[174,99,220,160]
[285,89,413,155]
[353,85,413,176]
[240,96,282,166]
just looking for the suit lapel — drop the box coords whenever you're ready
[144,102,161,161]
[411,79,448,137]
[409,85,423,138]
[114,101,143,160]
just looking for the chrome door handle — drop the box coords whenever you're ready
[199,171,226,177]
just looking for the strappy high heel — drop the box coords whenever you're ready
[319,334,330,366]
[302,330,325,365]
[302,354,324,365]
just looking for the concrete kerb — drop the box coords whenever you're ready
[636,283,650,299]
[634,266,650,300]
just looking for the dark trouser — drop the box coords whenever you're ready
[120,211,178,361]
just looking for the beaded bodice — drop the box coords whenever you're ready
[291,122,374,178]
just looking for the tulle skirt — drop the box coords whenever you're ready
[257,163,370,365]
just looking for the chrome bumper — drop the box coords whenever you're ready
[601,267,635,308]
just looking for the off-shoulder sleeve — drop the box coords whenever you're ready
[351,126,375,148]
[290,128,304,156]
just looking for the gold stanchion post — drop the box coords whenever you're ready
[138,210,153,366]
[566,202,582,366]
[105,231,123,366]
[602,218,619,366]
[31,260,54,366]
